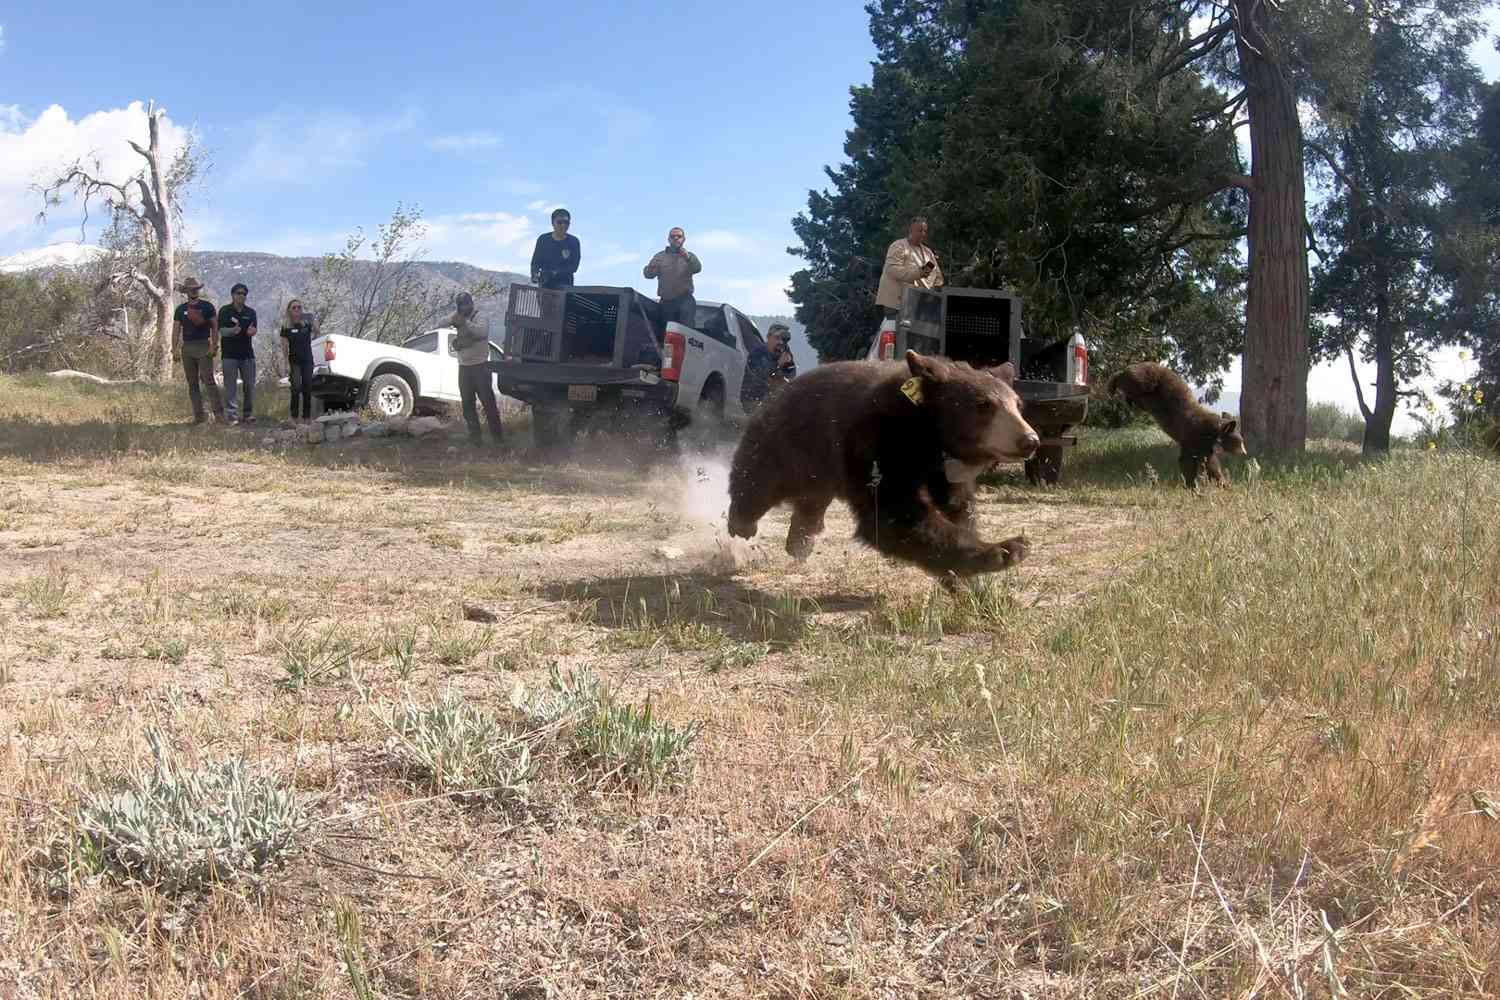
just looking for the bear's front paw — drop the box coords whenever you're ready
[990,535,1029,569]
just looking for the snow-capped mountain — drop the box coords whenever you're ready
[0,242,106,274]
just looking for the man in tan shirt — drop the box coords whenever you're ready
[643,227,703,328]
[875,216,944,318]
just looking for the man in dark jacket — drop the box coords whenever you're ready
[218,282,258,424]
[530,209,581,289]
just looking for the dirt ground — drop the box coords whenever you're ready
[0,426,1193,999]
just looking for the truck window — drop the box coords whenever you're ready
[404,332,439,353]
[693,306,736,349]
[735,312,766,354]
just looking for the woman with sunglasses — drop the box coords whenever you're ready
[529,208,581,289]
[279,300,318,420]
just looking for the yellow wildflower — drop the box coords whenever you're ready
[1459,350,1470,362]
[1427,440,1437,450]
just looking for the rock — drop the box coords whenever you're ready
[304,426,323,445]
[654,545,685,561]
[463,604,498,623]
[322,424,341,444]
[261,436,276,447]
[341,421,360,438]
[407,416,444,438]
[363,422,387,438]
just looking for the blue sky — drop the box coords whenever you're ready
[0,0,876,314]
[2,3,1498,429]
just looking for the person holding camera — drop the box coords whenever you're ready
[448,291,504,449]
[643,227,702,328]
[743,322,797,409]
[530,208,581,289]
[875,216,944,319]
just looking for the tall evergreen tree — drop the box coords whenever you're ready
[1303,0,1488,454]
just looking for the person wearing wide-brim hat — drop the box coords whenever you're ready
[173,276,224,424]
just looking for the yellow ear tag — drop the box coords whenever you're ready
[900,377,925,405]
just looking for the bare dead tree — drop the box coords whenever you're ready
[37,100,199,381]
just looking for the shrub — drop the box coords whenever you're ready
[74,731,307,891]
[523,665,701,788]
[1307,401,1365,444]
[389,695,535,802]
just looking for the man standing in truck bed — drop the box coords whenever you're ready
[530,208,581,289]
[876,216,944,319]
[643,227,702,328]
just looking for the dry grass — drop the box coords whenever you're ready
[0,374,1496,998]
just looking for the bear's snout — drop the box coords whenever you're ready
[1018,431,1041,459]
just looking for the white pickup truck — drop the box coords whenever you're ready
[496,283,770,450]
[309,323,509,419]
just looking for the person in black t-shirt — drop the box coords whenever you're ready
[172,276,223,424]
[530,208,581,289]
[218,282,258,424]
[279,299,318,421]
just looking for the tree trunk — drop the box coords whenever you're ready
[148,108,178,383]
[1235,0,1309,454]
[1364,260,1397,454]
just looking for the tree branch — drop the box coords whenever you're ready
[1305,141,1379,214]
[1346,344,1373,421]
[1119,174,1253,224]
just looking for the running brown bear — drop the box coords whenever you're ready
[726,351,1040,579]
[1108,361,1248,488]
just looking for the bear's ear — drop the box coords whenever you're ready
[988,362,1018,387]
[1221,418,1238,435]
[906,350,948,382]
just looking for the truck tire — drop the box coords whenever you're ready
[1025,442,1065,486]
[368,373,415,419]
[686,378,727,448]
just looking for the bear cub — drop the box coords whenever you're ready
[727,350,1040,580]
[1108,362,1248,488]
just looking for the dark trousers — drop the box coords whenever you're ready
[660,293,698,328]
[181,342,223,421]
[289,359,314,419]
[459,363,503,443]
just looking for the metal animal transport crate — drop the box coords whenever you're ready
[898,286,1024,369]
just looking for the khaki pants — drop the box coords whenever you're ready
[181,340,224,422]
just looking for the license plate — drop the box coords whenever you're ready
[567,384,597,402]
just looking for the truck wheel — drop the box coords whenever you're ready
[368,373,415,419]
[1025,443,1065,486]
[687,379,727,448]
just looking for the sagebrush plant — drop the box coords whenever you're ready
[388,694,535,802]
[523,665,701,787]
[73,730,307,892]
[19,566,72,619]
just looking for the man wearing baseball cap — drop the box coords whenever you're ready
[218,282,258,424]
[530,208,581,290]
[741,321,797,410]
[173,277,224,424]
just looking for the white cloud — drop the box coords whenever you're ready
[230,107,417,187]
[692,229,762,254]
[420,210,535,271]
[0,102,191,248]
[525,199,552,212]
[427,131,501,153]
[699,274,794,314]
